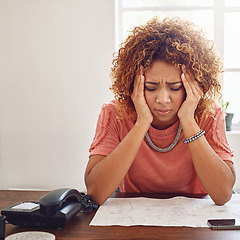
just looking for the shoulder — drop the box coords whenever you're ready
[99,100,120,119]
[213,101,225,118]
[98,100,133,129]
[200,102,233,157]
[101,100,133,121]
[199,101,226,141]
[199,102,224,127]
[102,100,117,111]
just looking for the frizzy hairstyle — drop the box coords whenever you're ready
[110,17,223,122]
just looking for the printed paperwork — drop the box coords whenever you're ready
[90,195,240,227]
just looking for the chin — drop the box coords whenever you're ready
[152,116,178,129]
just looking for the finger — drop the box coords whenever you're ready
[181,65,195,93]
[181,72,193,97]
[185,74,203,98]
[192,80,203,97]
[181,67,203,98]
[139,74,145,95]
[134,66,143,86]
[181,65,194,85]
[181,64,187,75]
[182,76,203,107]
[134,66,144,92]
[133,69,140,94]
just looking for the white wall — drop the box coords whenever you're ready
[227,132,240,191]
[0,0,115,191]
[0,0,239,194]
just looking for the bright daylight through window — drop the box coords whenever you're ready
[115,0,240,128]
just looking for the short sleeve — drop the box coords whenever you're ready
[89,103,121,157]
[201,105,234,162]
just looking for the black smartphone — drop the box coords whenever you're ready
[207,219,240,230]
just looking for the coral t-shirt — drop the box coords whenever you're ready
[89,101,234,194]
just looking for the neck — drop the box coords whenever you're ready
[151,119,179,130]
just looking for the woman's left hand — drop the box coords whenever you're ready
[177,65,203,124]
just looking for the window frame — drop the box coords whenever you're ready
[115,0,240,128]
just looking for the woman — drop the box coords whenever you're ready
[85,17,235,205]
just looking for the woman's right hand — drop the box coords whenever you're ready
[131,66,153,128]
[85,66,154,205]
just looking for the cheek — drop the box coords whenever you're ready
[144,91,154,107]
[175,91,186,108]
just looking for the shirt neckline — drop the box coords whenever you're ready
[148,121,180,137]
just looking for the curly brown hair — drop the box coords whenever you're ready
[110,17,223,122]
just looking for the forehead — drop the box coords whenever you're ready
[145,61,181,81]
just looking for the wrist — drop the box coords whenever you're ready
[180,119,201,139]
[135,119,151,133]
[179,115,196,129]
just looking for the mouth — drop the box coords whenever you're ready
[155,109,172,116]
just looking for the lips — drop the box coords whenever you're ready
[155,109,171,115]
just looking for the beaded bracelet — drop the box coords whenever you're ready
[183,129,205,144]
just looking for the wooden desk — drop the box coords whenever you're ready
[1,190,240,240]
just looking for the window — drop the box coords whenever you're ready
[115,0,240,127]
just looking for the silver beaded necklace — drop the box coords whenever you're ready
[145,124,182,152]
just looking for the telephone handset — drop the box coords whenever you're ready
[1,188,98,229]
[39,188,88,215]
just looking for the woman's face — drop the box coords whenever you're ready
[144,60,186,130]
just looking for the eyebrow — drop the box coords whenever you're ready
[145,81,182,85]
[167,82,182,85]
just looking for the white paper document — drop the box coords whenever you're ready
[90,195,240,227]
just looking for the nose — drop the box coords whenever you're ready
[156,87,170,104]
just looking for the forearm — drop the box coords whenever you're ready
[85,121,150,205]
[181,120,235,205]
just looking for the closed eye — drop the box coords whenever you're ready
[169,86,183,91]
[144,82,158,92]
[145,86,157,91]
[144,82,183,92]
[168,82,183,91]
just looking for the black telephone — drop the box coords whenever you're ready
[1,188,98,229]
